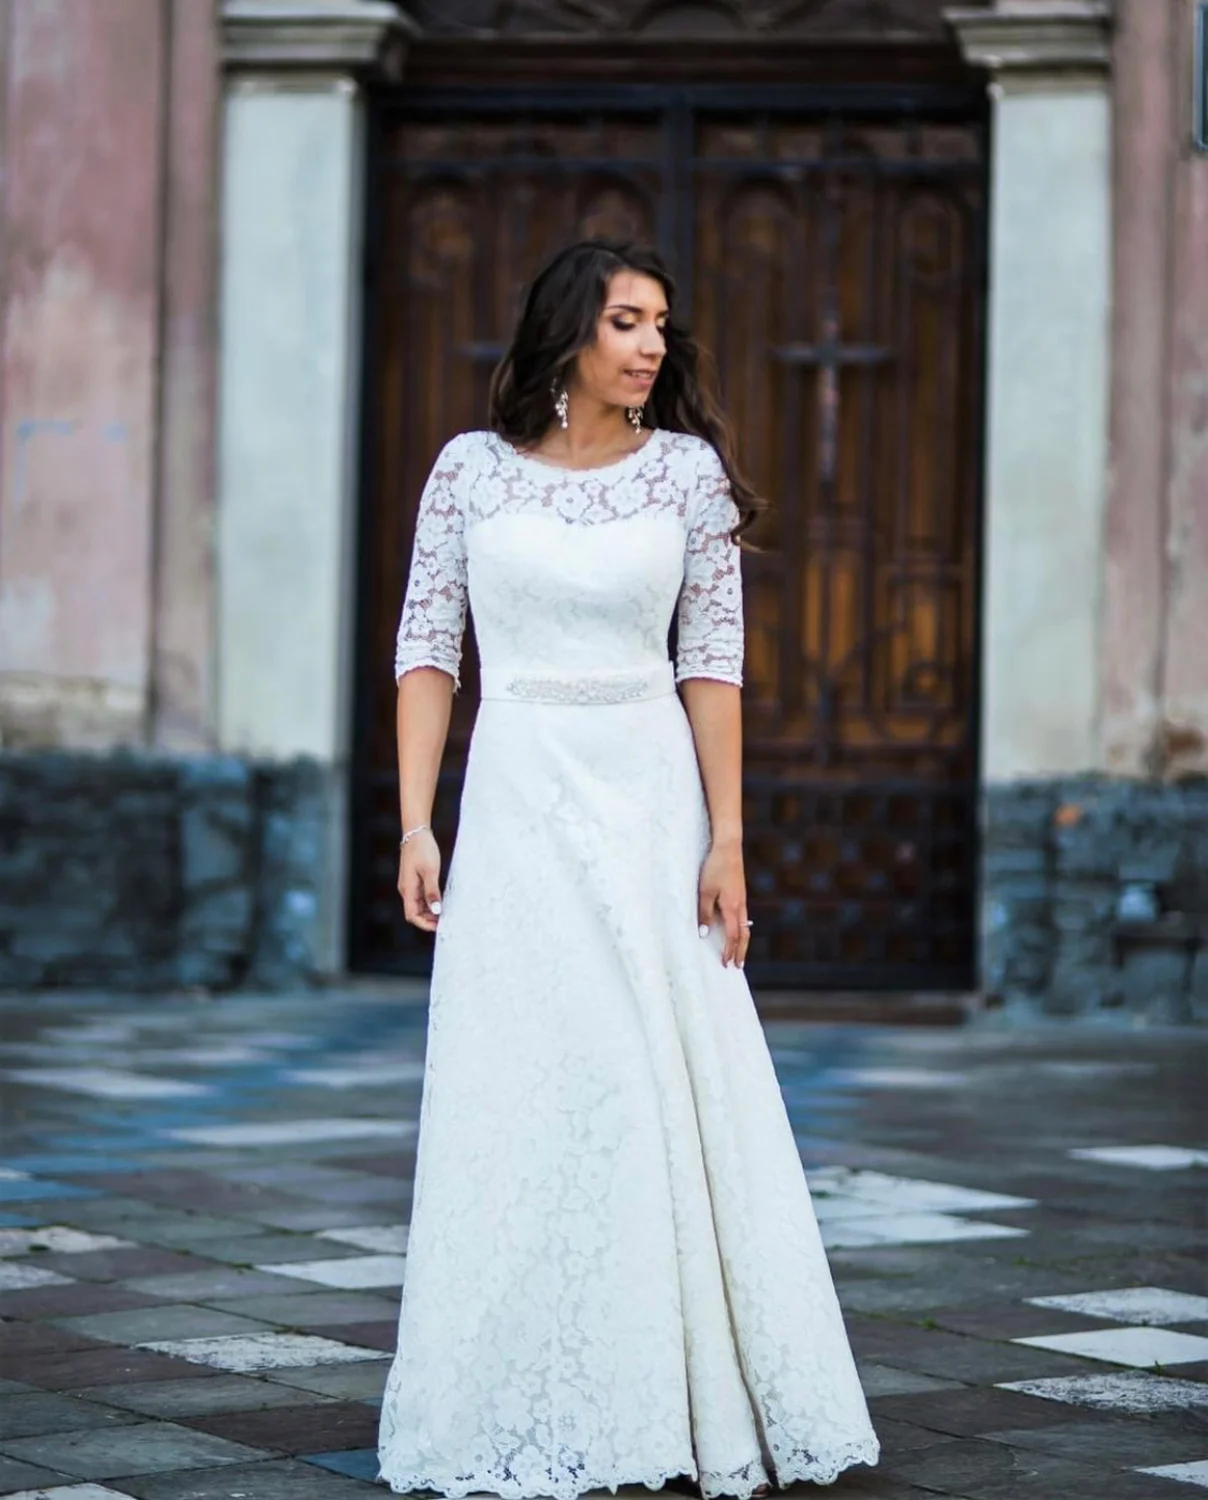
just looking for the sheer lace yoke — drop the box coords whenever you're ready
[393,428,746,691]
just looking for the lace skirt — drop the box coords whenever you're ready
[377,677,880,1499]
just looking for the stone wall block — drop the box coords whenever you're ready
[179,756,256,986]
[248,759,328,986]
[1119,946,1193,1022]
[1189,949,1208,1022]
[1047,958,1124,1015]
[0,751,334,990]
[0,752,180,985]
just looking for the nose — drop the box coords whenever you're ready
[640,327,665,358]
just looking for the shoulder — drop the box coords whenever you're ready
[659,430,728,482]
[425,432,497,503]
[434,430,494,468]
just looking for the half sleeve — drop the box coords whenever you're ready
[393,438,470,690]
[675,444,745,686]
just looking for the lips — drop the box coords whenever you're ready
[625,370,658,384]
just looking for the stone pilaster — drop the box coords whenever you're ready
[215,1,410,974]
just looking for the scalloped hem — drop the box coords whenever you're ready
[376,1440,880,1500]
[773,1439,882,1490]
[376,1458,695,1500]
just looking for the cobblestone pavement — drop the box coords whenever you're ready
[0,985,1205,1500]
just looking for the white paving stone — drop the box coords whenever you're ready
[825,1067,970,1089]
[0,1227,133,1258]
[1069,1145,1208,1171]
[998,1371,1208,1413]
[1014,1326,1208,1368]
[165,1118,415,1147]
[318,1224,410,1253]
[1035,1060,1155,1079]
[1136,1460,1208,1488]
[0,1262,75,1290]
[808,1167,1036,1215]
[236,1031,322,1050]
[137,1331,382,1372]
[256,1253,408,1289]
[821,1212,1028,1249]
[4,1067,210,1100]
[135,1045,272,1067]
[285,1061,425,1088]
[1027,1287,1208,1327]
[0,1487,143,1499]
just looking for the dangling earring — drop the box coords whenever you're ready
[553,384,570,430]
[626,405,644,434]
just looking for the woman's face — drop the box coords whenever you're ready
[571,269,668,411]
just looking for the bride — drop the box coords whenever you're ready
[378,238,879,1499]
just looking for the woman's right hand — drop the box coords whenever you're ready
[398,829,443,932]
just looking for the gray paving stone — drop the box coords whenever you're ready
[205,1291,401,1327]
[78,1375,337,1420]
[184,1235,363,1267]
[981,1416,1208,1469]
[0,1455,76,1492]
[856,1363,966,1400]
[239,1203,402,1232]
[933,1446,1178,1500]
[33,1249,220,1285]
[50,1304,276,1345]
[0,1391,141,1441]
[259,1361,391,1401]
[120,1268,308,1302]
[0,1420,270,1478]
[115,1456,383,1498]
[871,1385,1076,1439]
[72,1213,263,1250]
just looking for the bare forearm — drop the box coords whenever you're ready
[397,668,455,828]
[679,678,743,847]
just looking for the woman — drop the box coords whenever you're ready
[378,239,879,1499]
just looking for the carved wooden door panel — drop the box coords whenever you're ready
[692,117,986,985]
[351,92,986,991]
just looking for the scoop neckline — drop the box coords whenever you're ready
[493,427,665,477]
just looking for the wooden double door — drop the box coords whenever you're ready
[351,85,987,992]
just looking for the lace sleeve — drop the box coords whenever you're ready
[675,442,745,686]
[394,437,471,690]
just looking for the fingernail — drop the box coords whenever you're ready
[431,901,442,914]
[698,924,709,938]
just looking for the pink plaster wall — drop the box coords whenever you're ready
[1103,0,1208,778]
[153,0,219,751]
[0,0,218,750]
[1161,1,1208,774]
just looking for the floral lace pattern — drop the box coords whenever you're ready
[381,430,880,1498]
[393,429,745,692]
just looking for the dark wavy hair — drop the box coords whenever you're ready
[488,237,765,544]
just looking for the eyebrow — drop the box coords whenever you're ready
[605,303,669,316]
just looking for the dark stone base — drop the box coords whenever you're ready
[983,776,1208,1022]
[0,751,333,991]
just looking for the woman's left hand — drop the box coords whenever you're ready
[698,839,750,968]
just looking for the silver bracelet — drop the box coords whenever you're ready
[400,823,431,848]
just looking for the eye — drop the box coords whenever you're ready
[611,318,636,331]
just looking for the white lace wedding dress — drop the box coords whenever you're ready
[379,429,879,1499]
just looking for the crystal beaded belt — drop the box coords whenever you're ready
[480,661,675,706]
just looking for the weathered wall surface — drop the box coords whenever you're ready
[1103,0,1208,779]
[0,0,218,752]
